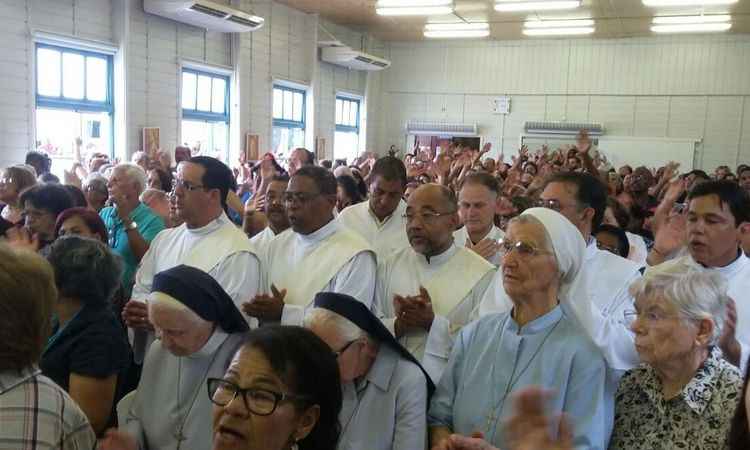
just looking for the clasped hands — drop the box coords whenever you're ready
[394,286,435,337]
[242,284,287,322]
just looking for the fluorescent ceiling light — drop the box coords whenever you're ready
[425,22,490,31]
[424,29,491,38]
[642,0,737,6]
[652,14,731,24]
[523,26,595,35]
[651,22,732,32]
[377,6,454,16]
[377,0,451,5]
[524,19,594,28]
[495,1,581,12]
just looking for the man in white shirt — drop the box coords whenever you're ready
[122,156,260,363]
[338,156,409,260]
[249,174,290,262]
[647,180,750,372]
[453,173,505,265]
[376,184,495,382]
[244,166,376,326]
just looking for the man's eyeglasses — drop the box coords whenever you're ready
[283,192,320,204]
[595,240,620,255]
[171,179,206,192]
[333,339,359,358]
[402,210,455,225]
[207,378,308,416]
[499,239,552,257]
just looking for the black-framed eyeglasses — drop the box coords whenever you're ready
[171,179,206,193]
[535,198,586,212]
[207,378,308,416]
[333,339,359,358]
[283,191,321,204]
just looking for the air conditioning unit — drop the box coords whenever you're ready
[321,46,391,71]
[406,120,478,137]
[524,121,604,137]
[144,0,264,33]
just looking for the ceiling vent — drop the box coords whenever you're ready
[320,46,391,71]
[524,121,604,136]
[406,120,478,137]
[144,0,264,33]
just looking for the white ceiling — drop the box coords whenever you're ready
[274,0,750,40]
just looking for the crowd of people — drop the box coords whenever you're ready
[1,129,750,450]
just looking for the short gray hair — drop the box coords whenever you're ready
[630,263,729,345]
[303,307,370,343]
[140,188,168,204]
[113,163,147,194]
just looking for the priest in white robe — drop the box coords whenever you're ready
[123,157,260,364]
[452,172,505,265]
[102,266,249,450]
[376,184,495,383]
[248,174,290,264]
[646,180,750,373]
[244,166,376,327]
[338,156,410,260]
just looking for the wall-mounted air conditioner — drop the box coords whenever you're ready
[406,120,478,137]
[321,46,391,71]
[524,121,604,137]
[144,0,264,33]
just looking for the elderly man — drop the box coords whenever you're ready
[244,166,376,326]
[337,156,410,259]
[453,173,505,265]
[100,163,165,291]
[288,147,315,176]
[123,156,260,364]
[305,292,433,450]
[647,180,750,373]
[376,184,495,382]
[248,174,290,258]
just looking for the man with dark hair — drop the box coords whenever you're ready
[454,173,505,265]
[16,183,74,248]
[245,165,376,326]
[648,180,750,371]
[288,147,315,176]
[375,183,495,382]
[122,156,260,363]
[25,150,52,177]
[338,156,410,259]
[739,166,750,194]
[248,174,290,255]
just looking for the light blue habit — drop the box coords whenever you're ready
[428,306,610,450]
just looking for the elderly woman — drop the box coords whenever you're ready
[41,236,130,435]
[83,175,110,212]
[0,244,96,448]
[55,207,109,242]
[102,265,250,450]
[608,263,743,449]
[304,292,433,450]
[429,208,608,450]
[207,326,342,450]
[0,164,37,227]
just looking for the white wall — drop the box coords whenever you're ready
[0,0,383,168]
[376,35,750,170]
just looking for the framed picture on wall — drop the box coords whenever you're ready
[245,133,259,162]
[315,137,326,161]
[143,127,160,156]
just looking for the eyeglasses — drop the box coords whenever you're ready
[171,179,206,192]
[0,177,15,186]
[333,339,359,358]
[207,378,308,416]
[499,239,552,257]
[623,309,676,326]
[595,240,619,255]
[535,198,582,212]
[402,210,455,225]
[283,191,321,204]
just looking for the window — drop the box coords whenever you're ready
[181,68,230,160]
[272,84,306,160]
[35,44,113,177]
[334,96,361,163]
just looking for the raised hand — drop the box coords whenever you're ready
[122,300,153,331]
[242,284,286,322]
[505,387,574,450]
[6,226,41,253]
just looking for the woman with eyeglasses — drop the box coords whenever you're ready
[609,263,742,450]
[429,208,609,450]
[209,326,342,450]
[0,165,37,229]
[304,292,433,450]
[100,265,249,450]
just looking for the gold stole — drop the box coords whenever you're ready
[268,229,373,306]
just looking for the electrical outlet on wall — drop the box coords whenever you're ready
[492,96,511,115]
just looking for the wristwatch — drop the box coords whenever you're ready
[124,220,138,231]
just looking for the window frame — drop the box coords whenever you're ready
[181,68,230,123]
[335,96,361,134]
[35,43,114,114]
[272,84,307,130]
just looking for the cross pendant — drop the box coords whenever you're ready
[485,410,499,432]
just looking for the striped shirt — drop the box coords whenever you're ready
[0,367,96,450]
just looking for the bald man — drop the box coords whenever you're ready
[375,184,495,383]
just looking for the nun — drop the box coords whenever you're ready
[304,292,434,450]
[428,208,610,450]
[101,265,250,450]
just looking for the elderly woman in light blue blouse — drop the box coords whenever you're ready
[429,208,609,450]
